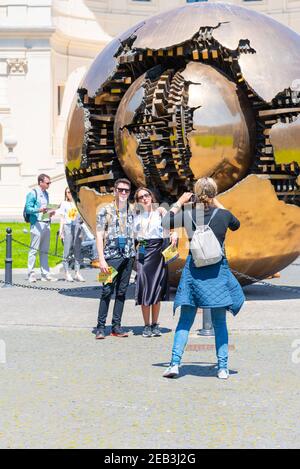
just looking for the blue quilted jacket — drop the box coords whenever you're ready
[174,255,245,316]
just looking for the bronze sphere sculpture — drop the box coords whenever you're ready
[65,2,300,283]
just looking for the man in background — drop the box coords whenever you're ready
[25,173,56,282]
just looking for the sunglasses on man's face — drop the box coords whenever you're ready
[116,187,130,194]
[45,181,51,185]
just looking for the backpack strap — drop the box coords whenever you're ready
[207,208,225,254]
[188,208,196,231]
[190,208,219,230]
[207,208,219,227]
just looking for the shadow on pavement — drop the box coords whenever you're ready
[153,362,238,378]
[57,282,300,302]
[91,326,172,336]
[58,283,177,301]
[58,284,136,300]
[243,284,300,301]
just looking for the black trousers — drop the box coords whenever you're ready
[97,257,134,329]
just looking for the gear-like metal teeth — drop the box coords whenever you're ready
[68,24,300,201]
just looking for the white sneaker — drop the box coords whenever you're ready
[163,365,179,378]
[74,272,85,282]
[28,273,36,283]
[217,369,229,380]
[65,272,74,282]
[41,274,57,282]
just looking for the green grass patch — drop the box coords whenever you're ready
[0,222,63,269]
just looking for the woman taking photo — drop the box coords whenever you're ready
[59,187,85,283]
[134,187,177,338]
[161,177,245,379]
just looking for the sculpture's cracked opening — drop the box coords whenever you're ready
[65,3,300,283]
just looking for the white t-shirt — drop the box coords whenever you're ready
[59,201,80,225]
[36,187,49,222]
[134,209,164,240]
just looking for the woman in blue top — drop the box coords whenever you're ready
[161,177,245,380]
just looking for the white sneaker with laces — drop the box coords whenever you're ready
[217,369,229,380]
[28,273,36,283]
[74,272,85,282]
[65,272,74,282]
[163,364,179,378]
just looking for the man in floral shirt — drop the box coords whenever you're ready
[95,178,135,339]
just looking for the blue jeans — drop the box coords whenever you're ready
[171,305,229,370]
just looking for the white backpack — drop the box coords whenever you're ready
[190,209,224,268]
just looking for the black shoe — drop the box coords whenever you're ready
[111,325,128,337]
[95,327,105,340]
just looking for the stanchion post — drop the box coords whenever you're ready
[197,308,214,336]
[4,227,13,288]
[55,230,59,256]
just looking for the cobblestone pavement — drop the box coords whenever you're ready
[0,327,299,449]
[0,261,299,449]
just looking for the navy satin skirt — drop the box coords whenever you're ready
[135,239,169,306]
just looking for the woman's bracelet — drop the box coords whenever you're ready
[172,201,182,210]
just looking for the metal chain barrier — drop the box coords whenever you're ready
[1,230,299,296]
[11,237,66,260]
[230,269,300,295]
[1,228,97,290]
[0,277,102,293]
[1,268,299,295]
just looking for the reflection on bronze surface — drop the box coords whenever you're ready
[219,175,300,282]
[168,175,300,285]
[66,3,300,284]
[182,62,254,193]
[65,102,85,172]
[77,187,113,233]
[114,74,147,187]
[130,3,300,103]
[270,116,300,165]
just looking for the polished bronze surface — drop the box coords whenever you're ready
[168,174,300,285]
[130,3,300,103]
[114,73,147,187]
[77,187,113,233]
[219,175,300,282]
[66,2,300,284]
[65,100,85,172]
[270,116,300,166]
[182,62,254,193]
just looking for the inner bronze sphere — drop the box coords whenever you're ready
[65,2,300,284]
[115,62,255,194]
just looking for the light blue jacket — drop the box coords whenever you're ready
[25,189,49,226]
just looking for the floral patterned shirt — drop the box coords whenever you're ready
[96,202,136,260]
